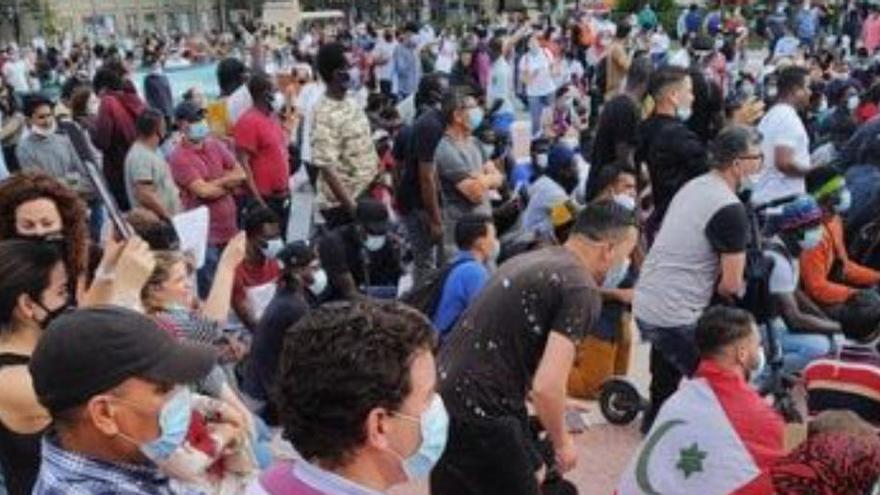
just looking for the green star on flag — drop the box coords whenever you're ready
[676,442,707,479]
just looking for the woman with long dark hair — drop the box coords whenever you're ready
[0,240,69,494]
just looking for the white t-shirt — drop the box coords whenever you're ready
[434,38,458,74]
[373,39,397,81]
[752,103,811,205]
[487,58,515,114]
[3,59,30,93]
[668,48,691,68]
[650,32,671,55]
[522,49,556,97]
[766,246,799,295]
[296,82,326,163]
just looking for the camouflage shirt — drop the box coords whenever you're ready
[311,95,378,210]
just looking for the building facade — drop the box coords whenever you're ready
[0,0,219,42]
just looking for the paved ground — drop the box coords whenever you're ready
[391,341,652,495]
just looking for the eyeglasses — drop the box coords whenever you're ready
[738,153,763,161]
[738,153,764,171]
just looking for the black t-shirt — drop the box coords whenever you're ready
[317,224,403,300]
[637,115,708,218]
[397,108,446,214]
[591,94,641,168]
[242,287,311,407]
[438,246,601,422]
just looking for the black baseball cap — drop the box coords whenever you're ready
[356,199,390,236]
[30,306,217,412]
[278,240,317,268]
[174,101,205,122]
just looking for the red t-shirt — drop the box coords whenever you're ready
[169,137,239,246]
[232,258,281,310]
[233,108,290,198]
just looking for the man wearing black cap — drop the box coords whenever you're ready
[318,198,403,301]
[169,100,247,298]
[29,306,216,494]
[242,241,323,423]
[124,107,181,220]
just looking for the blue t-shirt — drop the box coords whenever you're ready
[432,252,489,337]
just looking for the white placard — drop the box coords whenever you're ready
[172,206,210,269]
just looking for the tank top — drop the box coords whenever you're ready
[0,353,43,495]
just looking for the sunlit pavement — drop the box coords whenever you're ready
[391,341,652,495]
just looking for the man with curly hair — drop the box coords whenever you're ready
[248,300,446,495]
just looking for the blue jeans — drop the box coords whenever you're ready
[528,94,552,138]
[401,210,443,288]
[362,285,398,300]
[197,245,223,300]
[88,201,105,242]
[766,322,834,375]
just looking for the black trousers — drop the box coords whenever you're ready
[320,206,354,231]
[431,414,542,495]
[638,321,699,435]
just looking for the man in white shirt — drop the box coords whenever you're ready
[373,29,397,96]
[433,36,458,75]
[3,47,31,95]
[521,34,557,138]
[487,37,515,118]
[752,66,813,206]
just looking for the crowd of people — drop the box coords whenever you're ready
[1,0,880,494]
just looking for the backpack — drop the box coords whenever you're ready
[735,208,778,325]
[401,258,471,319]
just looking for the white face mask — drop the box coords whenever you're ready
[612,193,636,211]
[32,121,56,137]
[261,238,284,259]
[535,153,549,169]
[87,96,100,115]
[748,347,766,380]
[308,268,328,296]
[847,94,860,111]
[364,234,387,252]
[271,91,286,113]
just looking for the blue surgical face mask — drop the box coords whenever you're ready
[480,143,494,158]
[187,120,210,143]
[799,227,823,250]
[117,387,193,462]
[602,258,631,289]
[467,107,484,130]
[392,394,450,480]
[835,188,852,214]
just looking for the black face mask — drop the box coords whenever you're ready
[35,299,73,329]
[334,69,352,90]
[15,230,63,242]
